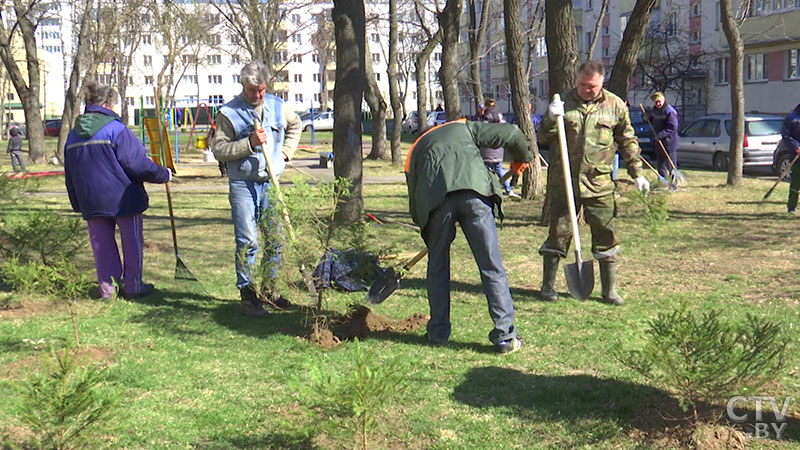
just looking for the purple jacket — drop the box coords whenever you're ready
[64,105,170,219]
[782,107,800,152]
[649,104,680,152]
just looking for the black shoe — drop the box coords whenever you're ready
[122,283,155,300]
[268,294,291,310]
[239,300,268,318]
[423,332,447,347]
[494,337,523,354]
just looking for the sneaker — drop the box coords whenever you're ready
[788,209,796,215]
[494,337,523,354]
[122,283,155,300]
[507,191,521,199]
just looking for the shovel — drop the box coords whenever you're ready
[763,152,800,200]
[253,118,320,307]
[639,104,687,189]
[553,94,594,300]
[366,247,428,305]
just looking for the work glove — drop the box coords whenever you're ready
[167,170,173,182]
[510,161,529,176]
[548,99,565,117]
[634,175,650,193]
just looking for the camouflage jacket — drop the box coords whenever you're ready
[538,88,643,198]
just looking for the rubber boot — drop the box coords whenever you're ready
[540,255,560,302]
[599,260,624,306]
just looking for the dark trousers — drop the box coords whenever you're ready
[422,190,516,345]
[9,151,25,172]
[539,192,619,261]
[788,158,800,212]
[657,148,678,179]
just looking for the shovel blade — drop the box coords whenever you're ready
[564,261,594,300]
[366,268,401,305]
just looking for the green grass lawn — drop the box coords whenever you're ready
[1,154,799,449]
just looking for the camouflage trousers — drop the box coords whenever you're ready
[539,192,619,261]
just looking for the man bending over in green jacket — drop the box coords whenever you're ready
[404,119,533,354]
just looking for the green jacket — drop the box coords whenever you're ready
[405,120,533,232]
[538,88,643,198]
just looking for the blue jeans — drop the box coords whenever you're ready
[422,190,517,345]
[485,161,512,193]
[228,179,281,290]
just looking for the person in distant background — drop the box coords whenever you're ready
[782,103,800,214]
[435,103,444,112]
[648,92,680,181]
[64,81,171,299]
[480,98,519,198]
[7,126,25,173]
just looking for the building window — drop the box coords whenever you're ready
[291,13,300,24]
[585,32,592,52]
[128,77,134,85]
[291,33,301,43]
[716,57,729,84]
[586,0,593,10]
[620,15,629,34]
[208,35,221,45]
[372,53,380,63]
[666,12,677,37]
[145,96,155,106]
[314,93,320,102]
[313,73,321,82]
[182,55,197,64]
[744,53,767,81]
[295,93,303,102]
[6,93,13,101]
[434,52,442,61]
[232,55,240,64]
[143,55,152,65]
[788,49,800,79]
[142,34,151,45]
[692,2,701,15]
[602,25,609,36]
[184,75,197,84]
[371,33,379,43]
[691,30,701,42]
[294,74,302,82]
[145,76,153,85]
[292,54,302,63]
[233,74,240,83]
[208,75,222,84]
[602,47,609,57]
[163,55,168,63]
[126,97,134,106]
[375,73,380,81]
[207,54,222,65]
[209,95,224,104]
[312,53,319,63]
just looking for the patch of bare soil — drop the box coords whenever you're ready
[306,305,428,348]
[1,346,114,380]
[0,301,62,320]
[692,424,747,450]
[143,239,173,252]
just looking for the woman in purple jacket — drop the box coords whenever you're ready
[649,92,680,180]
[64,81,171,299]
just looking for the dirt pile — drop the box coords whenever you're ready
[307,305,428,348]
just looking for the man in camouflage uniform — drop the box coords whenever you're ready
[537,60,649,306]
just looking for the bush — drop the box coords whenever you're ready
[619,303,787,425]
[15,345,116,450]
[626,189,669,230]
[0,257,93,300]
[0,211,85,265]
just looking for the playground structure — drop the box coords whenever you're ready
[137,97,219,163]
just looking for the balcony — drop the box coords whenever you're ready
[719,8,800,47]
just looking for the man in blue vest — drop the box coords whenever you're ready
[211,61,302,318]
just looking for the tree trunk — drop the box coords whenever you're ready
[545,0,578,97]
[585,0,609,61]
[415,32,440,135]
[332,0,366,223]
[57,0,95,162]
[504,0,542,198]
[438,0,462,120]
[607,0,657,98]
[387,0,403,165]
[720,0,744,186]
[541,0,578,223]
[467,0,490,111]
[364,41,387,160]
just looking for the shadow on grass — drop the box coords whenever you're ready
[453,367,800,445]
[400,276,555,303]
[194,432,318,450]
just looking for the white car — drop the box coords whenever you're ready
[401,111,420,134]
[426,111,447,127]
[677,114,784,171]
[301,111,334,131]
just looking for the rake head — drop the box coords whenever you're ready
[175,256,198,281]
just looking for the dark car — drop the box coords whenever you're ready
[772,138,797,179]
[629,108,655,161]
[44,119,62,137]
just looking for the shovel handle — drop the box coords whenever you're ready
[553,94,583,264]
[403,247,428,271]
[254,118,296,241]
[764,152,800,200]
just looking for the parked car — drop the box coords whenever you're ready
[44,119,62,137]
[426,110,447,127]
[401,111,420,134]
[301,111,334,131]
[629,108,655,160]
[772,137,797,179]
[676,114,783,171]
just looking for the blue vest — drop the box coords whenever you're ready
[219,94,286,181]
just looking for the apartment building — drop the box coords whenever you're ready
[32,1,443,126]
